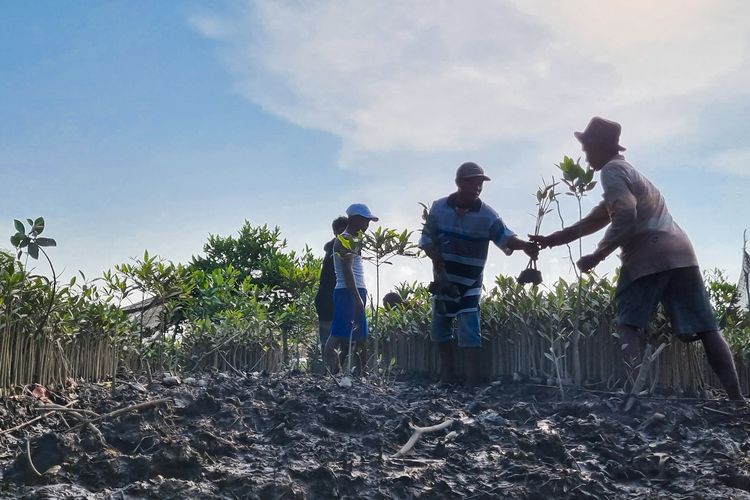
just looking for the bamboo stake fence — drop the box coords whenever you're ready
[2,322,749,396]
[0,328,282,394]
[374,322,750,395]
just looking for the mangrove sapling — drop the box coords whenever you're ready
[342,226,419,373]
[518,180,557,286]
[11,217,58,336]
[624,342,667,412]
[555,156,598,387]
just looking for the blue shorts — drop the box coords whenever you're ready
[616,266,718,341]
[430,307,481,348]
[331,288,368,341]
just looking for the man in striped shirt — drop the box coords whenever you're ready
[419,162,539,387]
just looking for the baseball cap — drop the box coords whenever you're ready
[346,203,379,221]
[456,162,491,181]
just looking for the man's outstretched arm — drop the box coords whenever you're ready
[529,201,610,249]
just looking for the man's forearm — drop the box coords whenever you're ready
[549,202,610,246]
[506,235,528,252]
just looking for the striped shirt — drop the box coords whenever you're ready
[418,194,516,316]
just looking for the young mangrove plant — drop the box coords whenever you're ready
[556,156,597,387]
[518,179,557,286]
[11,217,58,336]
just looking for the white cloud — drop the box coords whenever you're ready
[192,0,750,157]
[707,148,750,177]
[190,1,750,294]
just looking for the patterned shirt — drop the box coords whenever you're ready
[419,193,516,316]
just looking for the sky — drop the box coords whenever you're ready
[1,0,749,302]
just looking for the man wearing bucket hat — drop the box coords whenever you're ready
[324,203,378,376]
[531,117,743,400]
[419,162,539,388]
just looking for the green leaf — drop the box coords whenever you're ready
[33,217,45,234]
[337,233,353,250]
[10,234,23,247]
[36,237,57,247]
[27,242,39,259]
[14,219,25,233]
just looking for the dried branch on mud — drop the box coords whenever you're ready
[0,401,77,436]
[26,439,43,477]
[80,398,172,427]
[392,419,454,457]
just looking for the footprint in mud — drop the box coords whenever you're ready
[152,439,202,480]
[5,433,75,483]
[177,392,222,417]
[76,453,151,490]
[321,404,372,432]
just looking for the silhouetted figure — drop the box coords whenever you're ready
[531,117,743,400]
[382,292,404,309]
[314,216,348,359]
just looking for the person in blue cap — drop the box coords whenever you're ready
[314,216,349,365]
[324,203,378,375]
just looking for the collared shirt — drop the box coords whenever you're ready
[419,193,516,316]
[551,155,698,289]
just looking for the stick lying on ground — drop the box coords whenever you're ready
[392,419,454,457]
[31,403,106,444]
[0,401,77,436]
[79,398,172,427]
[26,439,43,477]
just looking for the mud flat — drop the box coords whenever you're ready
[2,372,749,499]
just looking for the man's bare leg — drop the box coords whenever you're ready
[699,330,743,400]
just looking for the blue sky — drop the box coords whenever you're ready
[2,1,749,298]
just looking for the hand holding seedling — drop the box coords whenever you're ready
[528,233,556,249]
[576,253,602,273]
[522,240,540,260]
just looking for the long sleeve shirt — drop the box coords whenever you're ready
[548,155,698,288]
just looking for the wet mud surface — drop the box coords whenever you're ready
[2,372,750,499]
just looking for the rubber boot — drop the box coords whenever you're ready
[437,341,455,386]
[463,347,481,389]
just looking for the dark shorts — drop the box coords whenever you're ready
[615,266,718,341]
[331,288,368,341]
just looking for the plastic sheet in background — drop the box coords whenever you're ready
[738,246,750,313]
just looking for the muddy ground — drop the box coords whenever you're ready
[1,372,750,499]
